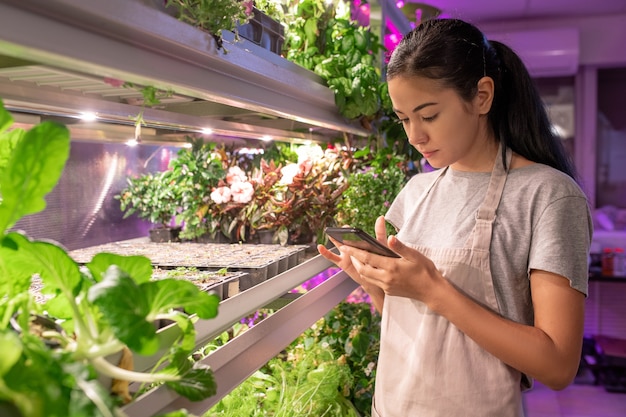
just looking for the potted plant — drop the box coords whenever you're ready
[337,145,409,237]
[0,100,220,416]
[169,137,226,241]
[243,158,286,244]
[204,165,256,242]
[164,0,254,51]
[276,144,349,245]
[116,169,182,242]
[280,0,388,129]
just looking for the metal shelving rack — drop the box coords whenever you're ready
[123,255,357,416]
[0,0,369,144]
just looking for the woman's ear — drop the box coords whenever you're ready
[476,76,495,115]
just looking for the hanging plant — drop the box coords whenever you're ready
[279,0,389,130]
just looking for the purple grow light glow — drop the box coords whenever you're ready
[351,0,370,27]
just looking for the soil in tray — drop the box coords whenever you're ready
[152,266,230,284]
[69,240,311,271]
[152,267,244,299]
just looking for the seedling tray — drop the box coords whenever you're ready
[68,239,309,291]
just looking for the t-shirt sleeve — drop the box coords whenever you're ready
[528,195,592,296]
[385,172,434,233]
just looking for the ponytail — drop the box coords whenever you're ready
[489,40,578,180]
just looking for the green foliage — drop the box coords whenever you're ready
[309,301,381,416]
[206,301,380,417]
[122,83,174,107]
[170,137,226,240]
[0,113,69,233]
[116,169,181,228]
[257,141,298,168]
[116,137,411,245]
[280,0,388,126]
[338,147,409,236]
[0,100,219,416]
[252,0,287,23]
[166,0,252,50]
[207,340,359,417]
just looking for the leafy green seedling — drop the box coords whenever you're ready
[0,99,219,417]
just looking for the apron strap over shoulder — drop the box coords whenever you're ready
[470,143,512,252]
[476,143,512,221]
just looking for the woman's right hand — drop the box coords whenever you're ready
[317,236,364,284]
[317,216,390,312]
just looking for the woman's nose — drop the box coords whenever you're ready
[408,126,427,146]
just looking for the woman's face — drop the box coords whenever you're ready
[387,75,495,172]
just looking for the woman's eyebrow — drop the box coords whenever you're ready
[393,102,437,114]
[412,102,437,113]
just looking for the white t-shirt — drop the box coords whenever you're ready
[385,162,593,325]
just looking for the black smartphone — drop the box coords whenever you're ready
[324,227,400,258]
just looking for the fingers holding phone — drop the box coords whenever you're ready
[324,227,400,258]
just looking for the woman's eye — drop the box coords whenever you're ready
[395,117,409,125]
[422,114,438,122]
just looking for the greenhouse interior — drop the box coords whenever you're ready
[1,0,626,416]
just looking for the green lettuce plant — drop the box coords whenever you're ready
[207,338,359,417]
[204,300,379,417]
[0,100,220,417]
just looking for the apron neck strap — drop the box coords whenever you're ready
[476,142,512,221]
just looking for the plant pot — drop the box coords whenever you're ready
[195,231,235,244]
[288,229,314,245]
[236,7,285,54]
[255,229,276,244]
[149,226,181,243]
[10,313,65,348]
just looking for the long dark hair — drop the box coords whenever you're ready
[386,18,577,180]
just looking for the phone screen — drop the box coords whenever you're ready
[324,227,400,258]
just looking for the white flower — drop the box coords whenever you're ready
[210,186,232,204]
[231,181,254,203]
[296,144,323,163]
[226,166,247,184]
[279,163,299,185]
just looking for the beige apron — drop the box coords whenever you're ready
[373,145,525,417]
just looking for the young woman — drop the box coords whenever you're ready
[318,18,592,416]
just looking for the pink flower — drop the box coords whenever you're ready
[210,186,232,204]
[298,158,313,175]
[226,166,247,185]
[242,0,254,15]
[103,77,125,87]
[231,181,254,204]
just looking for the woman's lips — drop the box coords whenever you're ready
[420,150,436,159]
